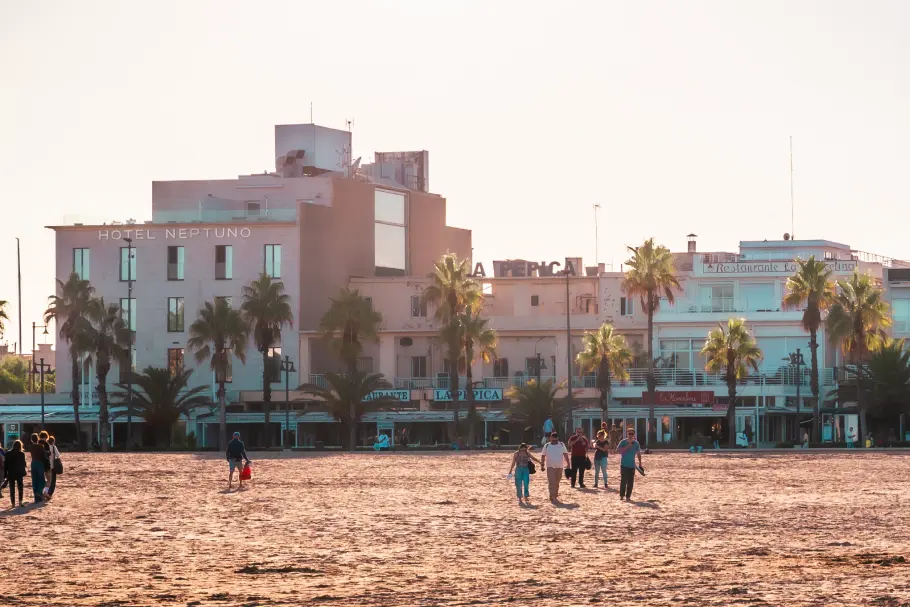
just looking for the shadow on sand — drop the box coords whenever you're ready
[518,502,540,510]
[551,500,580,509]
[631,500,660,509]
[0,502,45,517]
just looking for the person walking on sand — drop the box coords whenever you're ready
[609,424,621,454]
[567,427,590,488]
[593,429,610,489]
[616,428,643,502]
[38,430,52,484]
[542,416,555,446]
[226,432,250,489]
[46,436,61,498]
[540,432,570,502]
[847,427,857,448]
[26,434,47,503]
[0,444,6,499]
[507,443,542,504]
[3,440,26,508]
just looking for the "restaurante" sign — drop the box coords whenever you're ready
[362,390,411,402]
[702,260,856,275]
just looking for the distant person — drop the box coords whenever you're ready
[616,428,643,502]
[847,427,857,448]
[567,427,591,489]
[3,440,26,508]
[540,432,571,502]
[38,430,52,483]
[609,424,621,453]
[0,445,6,499]
[593,429,610,489]
[27,434,47,503]
[46,436,61,498]
[542,416,555,446]
[507,443,542,504]
[226,432,250,490]
[802,431,809,449]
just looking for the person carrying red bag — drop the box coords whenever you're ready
[226,432,251,490]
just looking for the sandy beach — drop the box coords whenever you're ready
[1,450,909,606]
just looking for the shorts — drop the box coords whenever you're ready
[229,459,243,473]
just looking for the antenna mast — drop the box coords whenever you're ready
[790,136,794,239]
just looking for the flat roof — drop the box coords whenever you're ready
[47,220,298,231]
[739,239,851,249]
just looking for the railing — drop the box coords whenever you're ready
[307,374,329,389]
[570,367,832,389]
[483,376,557,390]
[659,299,794,315]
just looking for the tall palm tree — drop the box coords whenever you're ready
[0,300,8,337]
[45,273,95,448]
[826,270,892,440]
[298,371,396,450]
[506,379,571,445]
[187,299,249,451]
[866,339,910,431]
[79,298,131,451]
[422,254,482,434]
[319,287,382,373]
[622,239,680,445]
[783,256,836,441]
[241,274,294,448]
[576,323,633,425]
[701,318,763,447]
[458,310,497,447]
[115,366,212,448]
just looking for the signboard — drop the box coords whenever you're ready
[645,391,715,405]
[701,260,856,276]
[362,390,411,403]
[98,227,253,241]
[434,388,503,402]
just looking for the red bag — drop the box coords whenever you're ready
[240,463,252,480]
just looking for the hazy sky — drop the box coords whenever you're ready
[1,0,908,349]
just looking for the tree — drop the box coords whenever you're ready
[241,274,294,448]
[115,367,212,448]
[506,379,572,445]
[187,299,249,452]
[298,371,396,450]
[45,273,95,448]
[0,300,8,337]
[0,357,29,393]
[79,298,131,451]
[457,310,497,447]
[701,318,763,447]
[422,254,482,435]
[866,339,910,432]
[319,287,382,373]
[826,271,892,440]
[623,239,680,445]
[783,256,836,442]
[576,323,633,425]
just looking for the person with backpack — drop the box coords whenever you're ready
[226,432,250,489]
[3,440,26,508]
[507,443,541,504]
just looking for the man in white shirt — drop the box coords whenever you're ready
[540,432,571,502]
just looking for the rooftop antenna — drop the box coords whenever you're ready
[790,135,794,239]
[346,118,354,132]
[310,102,313,123]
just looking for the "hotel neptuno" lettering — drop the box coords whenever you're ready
[705,260,857,275]
[97,227,253,241]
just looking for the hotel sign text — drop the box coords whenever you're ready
[434,388,503,402]
[98,227,253,241]
[702,260,857,275]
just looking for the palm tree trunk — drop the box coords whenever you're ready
[808,330,820,442]
[262,349,272,449]
[466,351,476,448]
[448,340,460,444]
[71,357,83,449]
[646,290,656,447]
[97,362,110,452]
[218,381,227,452]
[348,402,357,451]
[727,359,737,447]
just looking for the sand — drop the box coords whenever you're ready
[1,450,909,607]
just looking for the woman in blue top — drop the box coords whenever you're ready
[616,428,642,502]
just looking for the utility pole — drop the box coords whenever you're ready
[35,358,50,427]
[281,356,296,449]
[16,238,22,355]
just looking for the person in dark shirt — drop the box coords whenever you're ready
[4,440,27,508]
[226,432,250,489]
[27,434,47,503]
[567,427,590,489]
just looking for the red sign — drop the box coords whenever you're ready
[643,391,715,405]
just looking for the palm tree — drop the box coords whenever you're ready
[79,298,131,451]
[576,323,633,425]
[45,273,95,448]
[623,239,680,445]
[701,318,763,447]
[783,256,836,441]
[241,274,294,448]
[187,299,249,451]
[866,339,910,434]
[826,271,892,440]
[458,310,497,447]
[422,254,482,434]
[298,371,396,450]
[115,366,212,448]
[319,287,382,373]
[506,379,572,444]
[0,300,8,336]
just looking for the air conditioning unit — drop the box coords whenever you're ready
[399,337,413,347]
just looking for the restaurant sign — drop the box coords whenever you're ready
[701,260,856,276]
[434,388,503,402]
[644,391,715,405]
[362,390,411,402]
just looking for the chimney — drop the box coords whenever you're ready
[687,234,697,253]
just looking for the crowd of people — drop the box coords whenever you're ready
[0,430,63,508]
[509,422,644,505]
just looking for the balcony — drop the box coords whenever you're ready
[571,367,832,389]
[655,299,803,322]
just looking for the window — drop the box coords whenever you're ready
[167,348,184,377]
[411,295,427,318]
[73,248,90,280]
[167,297,184,332]
[493,358,509,377]
[246,201,261,216]
[699,284,735,312]
[216,351,233,383]
[375,189,407,276]
[531,295,540,307]
[167,246,185,281]
[620,297,634,316]
[659,339,707,371]
[215,296,232,308]
[215,245,233,280]
[120,247,137,281]
[742,283,774,312]
[364,297,373,310]
[119,348,137,382]
[894,299,910,333]
[526,356,544,377]
[357,357,374,373]
[411,356,427,378]
[264,244,281,278]
[119,298,136,331]
[267,347,282,383]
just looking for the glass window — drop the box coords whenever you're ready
[893,299,910,332]
[120,348,137,382]
[119,298,136,331]
[620,297,634,316]
[267,347,282,383]
[531,295,540,307]
[216,245,233,280]
[411,295,427,318]
[73,248,90,280]
[167,348,184,377]
[167,246,185,281]
[526,357,544,376]
[375,223,406,275]
[167,297,184,332]
[375,189,406,224]
[699,284,734,312]
[264,244,281,278]
[411,356,427,378]
[494,358,509,377]
[120,247,137,281]
[742,283,774,312]
[357,356,374,373]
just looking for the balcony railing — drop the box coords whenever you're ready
[658,299,795,315]
[571,367,831,389]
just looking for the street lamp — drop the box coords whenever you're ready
[33,358,51,428]
[31,322,49,392]
[533,337,549,384]
[559,268,574,423]
[123,237,135,450]
[784,349,805,441]
[280,356,297,449]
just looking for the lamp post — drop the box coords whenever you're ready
[756,373,766,448]
[123,237,135,450]
[559,268,574,413]
[593,204,601,268]
[533,337,549,384]
[31,322,49,392]
[280,356,296,449]
[784,349,805,441]
[34,358,51,428]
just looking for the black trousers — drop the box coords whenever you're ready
[8,477,24,506]
[570,456,587,486]
[48,470,57,497]
[620,466,635,499]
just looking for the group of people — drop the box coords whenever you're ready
[0,431,62,508]
[508,422,643,505]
